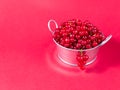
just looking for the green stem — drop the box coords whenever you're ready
[80,49,83,56]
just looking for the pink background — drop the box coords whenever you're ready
[0,0,120,90]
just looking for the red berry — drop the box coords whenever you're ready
[97,39,102,43]
[62,32,68,37]
[64,43,70,47]
[65,37,70,43]
[75,35,81,39]
[76,26,81,31]
[86,23,93,27]
[92,41,98,47]
[60,29,66,33]
[86,39,91,44]
[70,38,74,42]
[69,34,75,38]
[78,62,86,70]
[79,31,84,36]
[81,40,87,45]
[76,56,84,61]
[82,45,86,49]
[81,59,87,64]
[82,36,88,40]
[84,20,90,25]
[83,55,89,61]
[76,43,82,49]
[73,30,78,34]
[84,30,88,36]
[78,39,82,43]
[90,36,96,41]
[92,29,98,34]
[76,19,82,26]
[66,29,71,33]
[69,27,74,31]
[73,46,77,49]
[70,45,74,49]
[102,36,106,41]
[80,66,86,70]
[86,44,91,49]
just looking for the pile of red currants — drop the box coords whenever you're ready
[53,19,106,70]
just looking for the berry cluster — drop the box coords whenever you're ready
[53,19,105,49]
[53,19,106,70]
[76,51,89,70]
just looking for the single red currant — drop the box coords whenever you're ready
[92,41,98,47]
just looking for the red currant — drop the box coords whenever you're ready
[86,44,91,49]
[92,41,98,47]
[65,37,70,44]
